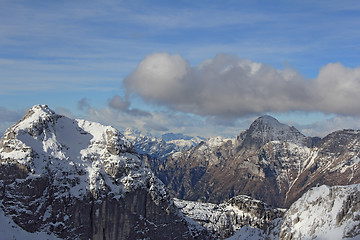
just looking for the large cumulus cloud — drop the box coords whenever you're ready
[124,53,360,118]
[315,63,360,115]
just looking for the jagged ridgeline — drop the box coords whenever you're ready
[0,105,210,240]
[156,115,360,208]
[0,105,359,240]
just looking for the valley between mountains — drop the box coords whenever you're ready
[0,105,359,239]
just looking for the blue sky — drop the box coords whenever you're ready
[1,0,360,138]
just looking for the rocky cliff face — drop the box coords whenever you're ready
[0,105,209,240]
[158,116,360,208]
[285,129,360,206]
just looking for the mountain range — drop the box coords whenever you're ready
[0,105,209,239]
[123,127,204,160]
[155,115,360,208]
[0,105,359,239]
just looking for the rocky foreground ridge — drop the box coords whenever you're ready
[157,115,360,208]
[175,184,360,240]
[175,194,285,239]
[0,105,209,240]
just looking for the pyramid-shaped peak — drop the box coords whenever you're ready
[242,115,309,149]
[252,115,284,127]
[249,115,298,135]
[10,105,58,131]
[248,115,293,136]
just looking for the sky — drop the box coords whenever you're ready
[1,0,360,138]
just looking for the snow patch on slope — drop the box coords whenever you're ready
[281,184,360,240]
[123,128,203,159]
[0,208,60,240]
[175,195,284,239]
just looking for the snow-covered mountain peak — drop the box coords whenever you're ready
[30,104,54,113]
[28,104,55,116]
[0,105,209,239]
[15,104,57,130]
[0,105,148,200]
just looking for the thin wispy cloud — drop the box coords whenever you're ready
[108,95,152,117]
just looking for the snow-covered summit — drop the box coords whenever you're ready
[14,104,56,130]
[1,104,137,198]
[0,105,207,240]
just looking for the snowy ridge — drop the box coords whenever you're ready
[0,105,207,239]
[123,128,203,160]
[0,105,152,200]
[280,184,360,240]
[196,136,233,152]
[175,195,285,239]
[176,184,360,240]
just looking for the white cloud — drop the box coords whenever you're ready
[314,63,360,115]
[124,53,360,119]
[125,53,191,104]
